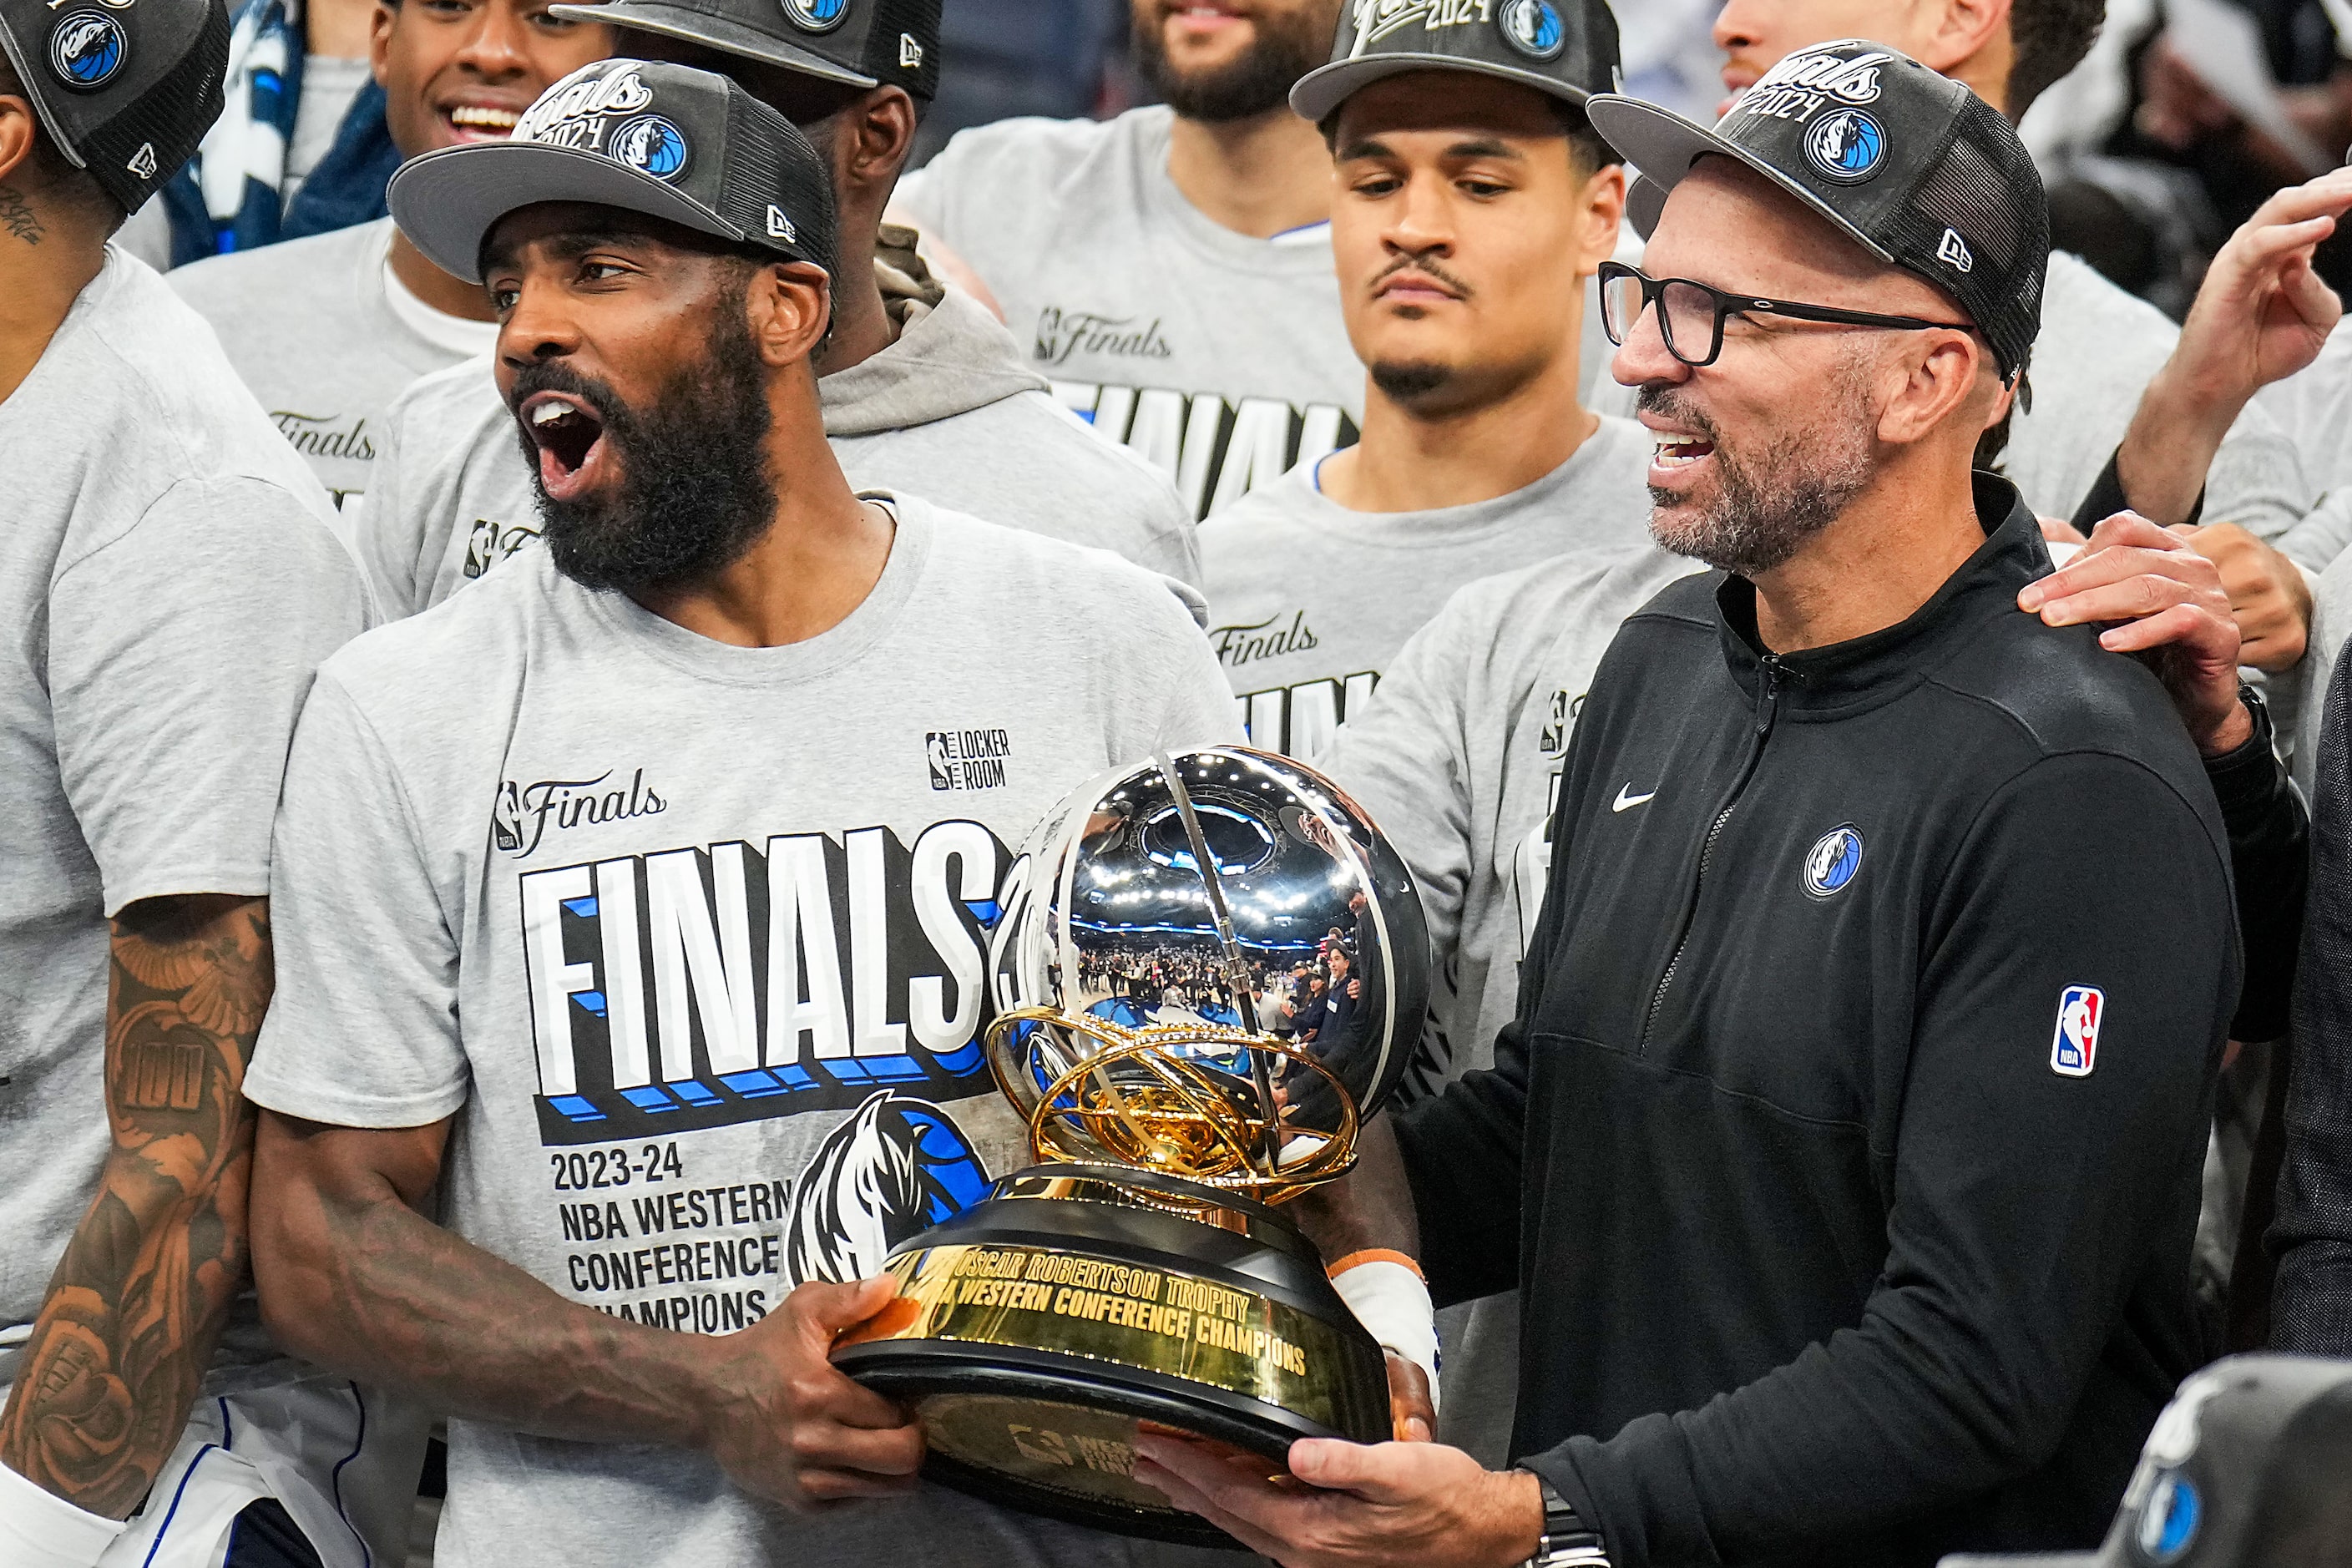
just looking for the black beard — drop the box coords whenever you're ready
[1637,383,1874,579]
[1131,3,1334,123]
[514,306,777,597]
[1369,360,1452,403]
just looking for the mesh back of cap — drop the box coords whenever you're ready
[1880,91,2048,378]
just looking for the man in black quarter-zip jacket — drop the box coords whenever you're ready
[1132,43,2246,1568]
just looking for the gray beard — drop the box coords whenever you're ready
[1641,386,1875,579]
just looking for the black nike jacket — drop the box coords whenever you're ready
[1397,478,2240,1565]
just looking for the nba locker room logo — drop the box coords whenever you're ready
[518,820,1014,1144]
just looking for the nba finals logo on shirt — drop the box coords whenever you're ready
[2051,984,2104,1078]
[513,62,657,155]
[1734,45,1893,126]
[519,821,1012,1144]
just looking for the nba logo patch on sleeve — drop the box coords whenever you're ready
[2050,984,2104,1078]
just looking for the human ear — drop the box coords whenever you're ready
[1923,0,2011,76]
[747,260,835,367]
[1876,331,1985,447]
[0,95,38,190]
[1575,163,1627,279]
[839,87,918,199]
[370,1,397,84]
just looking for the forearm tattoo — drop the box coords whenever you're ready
[0,899,271,1517]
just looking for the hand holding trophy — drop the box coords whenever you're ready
[832,746,1429,1545]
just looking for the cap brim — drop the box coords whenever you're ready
[388,139,747,283]
[1288,54,1596,126]
[545,3,878,89]
[1587,94,1893,264]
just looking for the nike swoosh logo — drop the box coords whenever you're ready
[1613,785,1657,814]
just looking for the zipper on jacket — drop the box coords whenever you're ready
[1640,653,1788,1050]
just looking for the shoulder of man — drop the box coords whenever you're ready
[52,256,346,544]
[313,543,554,737]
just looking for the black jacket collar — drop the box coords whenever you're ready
[1715,473,2052,718]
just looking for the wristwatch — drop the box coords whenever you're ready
[1521,1473,1611,1568]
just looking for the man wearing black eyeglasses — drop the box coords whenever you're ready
[1136,42,2251,1568]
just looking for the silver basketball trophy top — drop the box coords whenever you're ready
[985,746,1429,1204]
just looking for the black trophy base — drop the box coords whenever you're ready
[832,1164,1389,1546]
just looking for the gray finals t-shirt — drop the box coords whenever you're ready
[895,107,1363,520]
[1200,415,1656,758]
[361,287,1203,615]
[242,497,1240,1568]
[169,217,491,508]
[0,249,372,1388]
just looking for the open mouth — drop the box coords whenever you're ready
[519,392,610,501]
[443,103,522,143]
[1651,434,1717,477]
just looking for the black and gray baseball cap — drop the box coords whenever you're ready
[0,0,228,214]
[1291,0,1621,124]
[1586,38,2048,379]
[1939,1356,2352,1568]
[545,0,939,100]
[388,58,837,285]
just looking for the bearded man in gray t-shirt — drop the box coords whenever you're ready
[359,0,1200,616]
[893,0,1361,519]
[1202,4,1669,764]
[241,62,1243,1568]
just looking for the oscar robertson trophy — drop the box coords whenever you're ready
[832,746,1429,1545]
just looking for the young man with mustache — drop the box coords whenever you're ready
[1136,44,2263,1566]
[892,0,1360,519]
[1200,3,1688,770]
[0,3,416,1565]
[358,0,1202,615]
[237,58,1242,1568]
[169,0,615,508]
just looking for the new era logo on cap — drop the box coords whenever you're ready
[766,204,796,242]
[544,0,941,99]
[124,139,154,178]
[1938,227,1974,273]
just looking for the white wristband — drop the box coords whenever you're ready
[0,1457,128,1568]
[1328,1256,1440,1416]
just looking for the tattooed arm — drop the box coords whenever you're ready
[250,1111,923,1511]
[0,895,267,1518]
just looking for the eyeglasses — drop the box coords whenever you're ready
[1596,260,1978,369]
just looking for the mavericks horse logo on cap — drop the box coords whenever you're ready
[48,11,128,90]
[1498,0,1566,61]
[781,0,850,33]
[1804,108,1887,184]
[611,114,689,180]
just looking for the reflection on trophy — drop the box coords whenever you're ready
[832,746,1429,1544]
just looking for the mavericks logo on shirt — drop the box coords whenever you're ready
[519,819,1012,1145]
